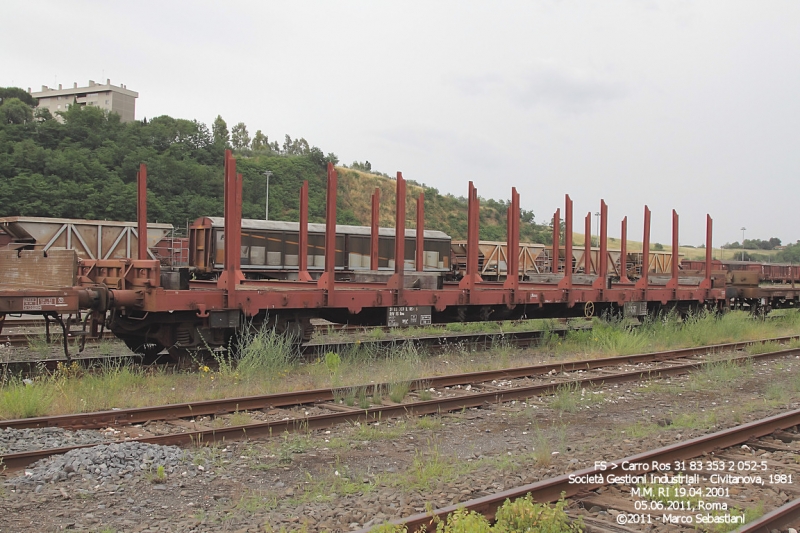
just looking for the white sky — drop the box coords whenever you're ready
[3,1,799,246]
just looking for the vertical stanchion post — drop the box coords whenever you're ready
[504,188,519,289]
[558,195,573,289]
[635,206,652,289]
[218,150,244,291]
[136,163,148,260]
[416,192,424,272]
[297,180,312,281]
[592,200,608,288]
[584,212,591,275]
[552,209,560,274]
[700,215,713,289]
[620,217,630,283]
[459,182,483,289]
[666,210,679,289]
[387,172,406,294]
[370,188,380,271]
[317,163,338,300]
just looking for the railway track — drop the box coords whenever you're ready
[0,325,584,375]
[2,335,799,473]
[0,330,118,348]
[362,410,800,532]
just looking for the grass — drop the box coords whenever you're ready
[398,445,460,491]
[0,377,55,418]
[528,424,567,466]
[26,333,56,358]
[295,462,368,502]
[687,358,753,391]
[146,464,167,484]
[547,310,800,359]
[621,409,720,438]
[388,381,410,403]
[192,443,228,469]
[746,340,784,355]
[2,310,799,421]
[229,410,252,426]
[235,489,278,513]
[707,503,765,533]
[351,419,407,441]
[547,383,605,413]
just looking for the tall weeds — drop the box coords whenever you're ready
[232,324,299,381]
[551,309,800,358]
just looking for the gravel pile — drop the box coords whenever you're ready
[0,426,110,454]
[5,441,191,492]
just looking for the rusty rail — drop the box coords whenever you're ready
[3,335,796,432]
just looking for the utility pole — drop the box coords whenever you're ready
[594,212,600,246]
[741,227,746,261]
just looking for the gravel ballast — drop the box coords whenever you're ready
[0,427,110,454]
[1,356,799,532]
[5,441,191,492]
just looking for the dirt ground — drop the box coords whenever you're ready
[2,351,799,533]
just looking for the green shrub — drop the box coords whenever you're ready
[494,494,583,533]
[436,508,492,533]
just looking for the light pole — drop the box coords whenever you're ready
[594,212,600,247]
[740,227,746,261]
[264,170,273,220]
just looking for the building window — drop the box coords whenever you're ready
[57,105,61,109]
[105,100,109,105]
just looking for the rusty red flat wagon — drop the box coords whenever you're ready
[0,152,729,359]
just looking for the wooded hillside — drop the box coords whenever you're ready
[0,90,551,241]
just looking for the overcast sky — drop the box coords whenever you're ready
[3,1,799,246]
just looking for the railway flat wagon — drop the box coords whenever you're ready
[0,156,728,360]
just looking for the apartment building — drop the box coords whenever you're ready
[30,79,138,122]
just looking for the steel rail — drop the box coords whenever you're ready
[2,343,799,471]
[356,409,800,532]
[3,335,796,431]
[0,337,800,429]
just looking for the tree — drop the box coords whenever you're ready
[34,107,53,122]
[251,130,269,152]
[0,97,34,124]
[282,134,310,155]
[230,122,251,151]
[351,160,372,172]
[777,242,800,263]
[212,115,229,147]
[0,87,37,107]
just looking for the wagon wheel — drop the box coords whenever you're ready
[584,301,595,318]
